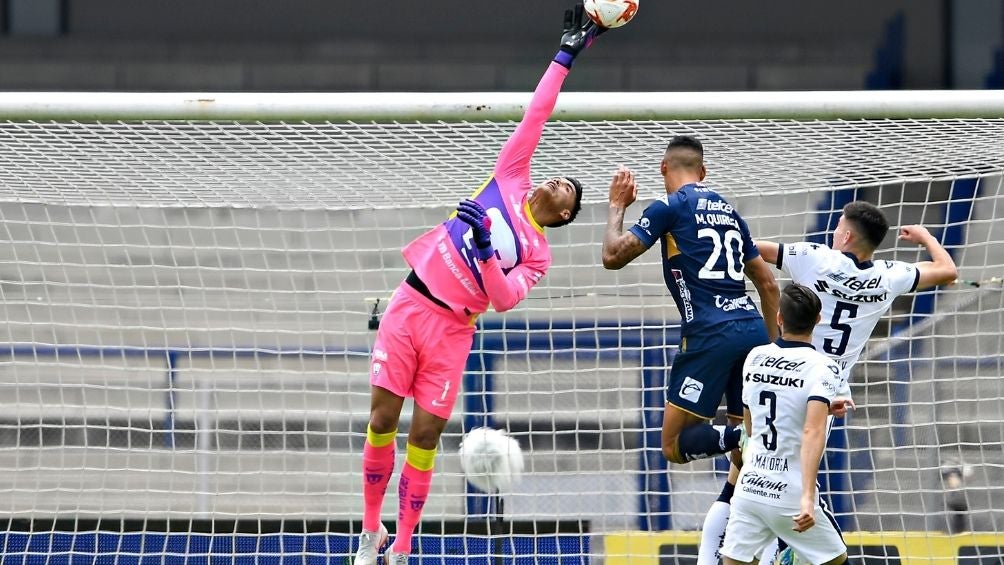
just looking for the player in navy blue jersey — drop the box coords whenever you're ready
[602,136,779,465]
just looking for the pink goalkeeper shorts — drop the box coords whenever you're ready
[369,283,476,419]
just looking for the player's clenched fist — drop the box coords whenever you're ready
[793,498,816,533]
[897,224,933,244]
[830,397,856,418]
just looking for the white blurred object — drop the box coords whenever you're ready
[459,427,524,493]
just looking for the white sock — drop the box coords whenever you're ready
[697,500,731,565]
[760,538,780,564]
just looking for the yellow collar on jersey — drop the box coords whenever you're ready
[524,201,544,234]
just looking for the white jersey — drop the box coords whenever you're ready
[736,340,842,509]
[777,242,919,394]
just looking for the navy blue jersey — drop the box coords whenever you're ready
[629,183,763,336]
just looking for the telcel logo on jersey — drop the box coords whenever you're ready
[756,355,806,371]
[696,198,734,214]
[843,275,883,290]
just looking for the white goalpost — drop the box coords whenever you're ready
[0,91,1002,564]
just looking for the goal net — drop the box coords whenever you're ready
[0,93,1002,564]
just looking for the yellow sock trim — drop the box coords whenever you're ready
[367,425,397,448]
[406,443,437,472]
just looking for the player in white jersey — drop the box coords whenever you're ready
[720,284,848,565]
[698,200,958,564]
[765,204,956,392]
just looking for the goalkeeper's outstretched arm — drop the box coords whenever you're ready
[494,3,606,180]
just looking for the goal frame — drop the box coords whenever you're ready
[0,90,1001,563]
[2,90,1004,121]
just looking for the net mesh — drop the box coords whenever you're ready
[0,118,1002,562]
[2,120,1002,207]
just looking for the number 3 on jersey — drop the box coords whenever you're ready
[698,228,744,280]
[759,390,778,451]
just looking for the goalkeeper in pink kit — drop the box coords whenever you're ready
[354,6,612,564]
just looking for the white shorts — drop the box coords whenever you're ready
[720,496,846,564]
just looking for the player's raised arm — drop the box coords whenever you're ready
[602,166,647,269]
[755,240,780,267]
[494,4,605,181]
[898,225,959,290]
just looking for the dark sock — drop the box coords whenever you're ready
[717,480,735,503]
[722,425,742,450]
[676,423,728,462]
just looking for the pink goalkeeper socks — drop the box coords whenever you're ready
[361,441,396,532]
[391,461,433,553]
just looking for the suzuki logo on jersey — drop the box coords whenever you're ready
[714,294,754,312]
[818,282,890,303]
[746,373,805,388]
[680,376,703,403]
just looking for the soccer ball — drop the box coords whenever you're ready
[583,0,639,29]
[458,427,524,493]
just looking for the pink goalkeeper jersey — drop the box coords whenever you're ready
[402,62,568,323]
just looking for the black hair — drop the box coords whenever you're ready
[667,135,704,155]
[665,135,704,171]
[549,176,584,228]
[780,283,822,335]
[842,201,889,250]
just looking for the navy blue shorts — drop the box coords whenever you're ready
[666,318,769,419]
